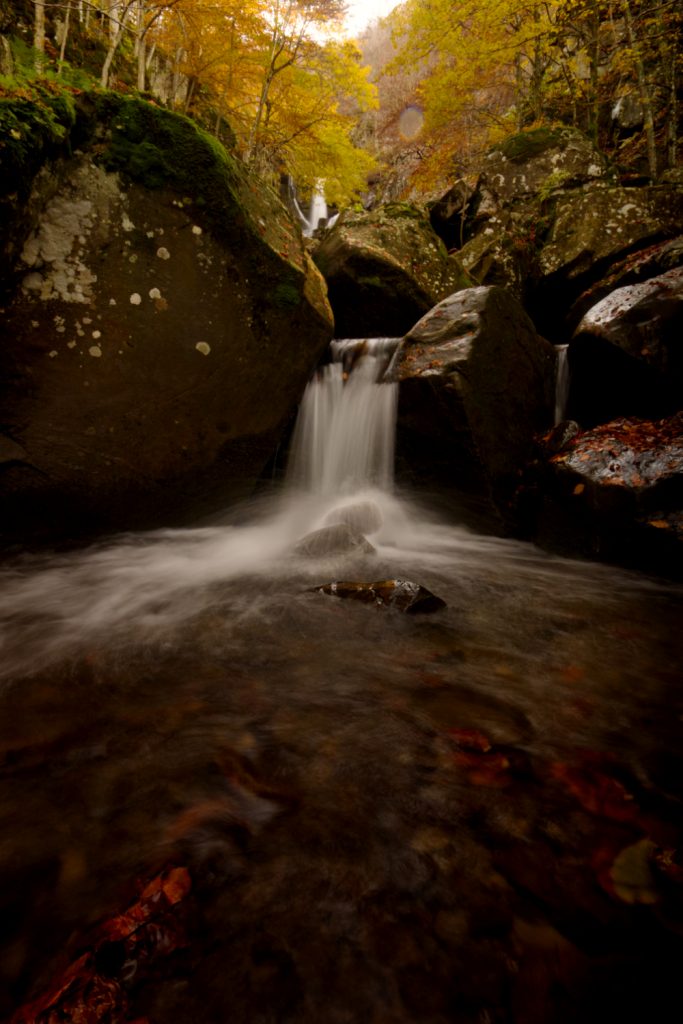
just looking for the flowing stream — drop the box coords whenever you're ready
[0,341,681,1022]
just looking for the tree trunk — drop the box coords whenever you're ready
[58,0,72,69]
[621,0,657,179]
[33,0,45,68]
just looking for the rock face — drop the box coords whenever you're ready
[0,94,333,540]
[479,126,608,205]
[313,203,471,337]
[396,287,555,519]
[567,267,683,425]
[536,414,683,574]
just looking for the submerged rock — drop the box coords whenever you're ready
[0,93,333,541]
[323,501,383,535]
[313,203,471,337]
[313,579,446,614]
[294,524,376,558]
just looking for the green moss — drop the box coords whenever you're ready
[358,275,382,288]
[498,127,570,164]
[0,83,76,193]
[96,94,246,238]
[273,281,301,308]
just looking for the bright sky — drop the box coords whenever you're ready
[343,0,400,37]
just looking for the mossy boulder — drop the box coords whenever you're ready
[396,286,555,523]
[0,90,333,541]
[480,127,608,206]
[313,203,471,337]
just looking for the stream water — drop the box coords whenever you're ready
[1,342,682,1023]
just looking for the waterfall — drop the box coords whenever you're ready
[554,344,570,425]
[305,183,328,236]
[286,338,401,496]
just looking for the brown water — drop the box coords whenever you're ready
[2,344,682,1022]
[1,490,682,1023]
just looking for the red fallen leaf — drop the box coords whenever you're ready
[14,868,192,1023]
[453,749,512,787]
[447,728,492,752]
[550,760,639,823]
[11,954,126,1024]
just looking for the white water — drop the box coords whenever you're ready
[302,182,328,237]
[0,339,672,682]
[287,339,399,496]
[554,344,570,424]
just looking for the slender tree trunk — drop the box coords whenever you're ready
[58,0,72,70]
[33,0,46,68]
[621,0,657,178]
[101,0,136,87]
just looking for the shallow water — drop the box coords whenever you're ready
[1,486,682,1023]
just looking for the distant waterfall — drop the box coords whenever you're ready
[305,183,328,237]
[287,338,401,496]
[554,345,570,425]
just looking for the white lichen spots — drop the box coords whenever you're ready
[56,326,66,334]
[129,254,138,264]
[130,293,142,305]
[156,247,170,260]
[146,230,155,239]
[92,330,101,339]
[122,214,135,233]
[88,345,102,358]
[67,340,76,349]
[192,225,203,236]
[77,328,85,337]
[48,350,58,358]
[149,287,162,299]
[18,163,119,303]
[82,317,92,324]
[109,298,117,306]
[195,342,211,356]
[22,272,44,291]
[31,320,39,328]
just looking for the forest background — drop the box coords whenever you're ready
[1,1,681,212]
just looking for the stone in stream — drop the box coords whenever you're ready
[323,501,383,535]
[312,579,446,614]
[294,524,376,558]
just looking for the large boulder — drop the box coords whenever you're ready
[313,203,471,337]
[478,126,608,206]
[396,286,555,521]
[0,92,333,541]
[536,414,683,575]
[567,267,683,426]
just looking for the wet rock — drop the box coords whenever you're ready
[294,524,376,558]
[397,286,555,522]
[567,267,683,424]
[537,185,683,285]
[313,579,446,614]
[313,203,471,337]
[0,93,333,542]
[537,413,683,574]
[569,234,683,328]
[323,500,383,535]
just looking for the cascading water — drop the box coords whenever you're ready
[554,343,570,424]
[305,182,328,237]
[0,323,681,1020]
[286,338,400,496]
